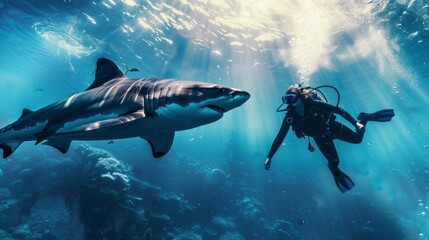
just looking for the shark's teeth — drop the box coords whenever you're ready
[207,105,225,113]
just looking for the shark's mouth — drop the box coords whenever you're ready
[207,105,225,113]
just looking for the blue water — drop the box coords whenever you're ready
[1,0,429,239]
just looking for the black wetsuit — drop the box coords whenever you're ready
[267,97,364,169]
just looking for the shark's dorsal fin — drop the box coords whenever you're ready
[86,58,125,91]
[19,109,33,120]
[141,131,175,158]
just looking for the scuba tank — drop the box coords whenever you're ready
[277,84,340,112]
[277,84,341,152]
[300,84,340,107]
[303,87,326,103]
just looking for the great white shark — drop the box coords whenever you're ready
[0,58,250,158]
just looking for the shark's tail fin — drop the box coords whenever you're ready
[0,141,22,158]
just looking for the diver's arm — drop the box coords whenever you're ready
[312,100,357,125]
[265,117,290,170]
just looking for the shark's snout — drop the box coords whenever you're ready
[215,89,250,113]
[233,90,250,102]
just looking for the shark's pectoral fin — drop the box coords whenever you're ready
[0,141,23,158]
[141,131,175,158]
[42,139,72,154]
[35,121,60,145]
[35,130,53,145]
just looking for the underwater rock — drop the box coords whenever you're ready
[142,228,153,239]
[135,209,147,221]
[0,213,10,226]
[127,194,143,201]
[165,232,175,240]
[0,188,11,198]
[129,176,162,190]
[150,213,171,221]
[212,216,236,230]
[152,191,175,200]
[0,198,24,211]
[0,229,15,240]
[75,144,113,161]
[172,232,202,240]
[83,153,131,198]
[18,168,33,177]
[268,219,300,239]
[130,174,196,213]
[9,180,22,188]
[12,224,30,239]
[71,144,137,239]
[204,226,218,236]
[207,168,227,185]
[235,197,263,222]
[57,157,79,169]
[95,157,129,173]
[18,193,33,200]
[39,158,60,168]
[4,197,78,240]
[149,190,195,213]
[101,171,130,184]
[99,186,122,197]
[219,232,245,240]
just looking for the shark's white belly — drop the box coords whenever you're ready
[49,117,172,141]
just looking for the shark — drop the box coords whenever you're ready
[0,58,250,158]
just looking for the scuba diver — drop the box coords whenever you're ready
[264,84,395,193]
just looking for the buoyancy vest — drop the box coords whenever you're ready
[286,96,336,138]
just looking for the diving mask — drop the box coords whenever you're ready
[282,93,300,105]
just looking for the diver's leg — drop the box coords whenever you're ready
[332,121,364,144]
[314,136,355,193]
[313,137,339,168]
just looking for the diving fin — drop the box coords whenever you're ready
[357,109,395,125]
[329,166,355,193]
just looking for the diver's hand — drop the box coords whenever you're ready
[356,122,365,133]
[265,157,271,171]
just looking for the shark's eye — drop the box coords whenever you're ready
[218,88,225,94]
